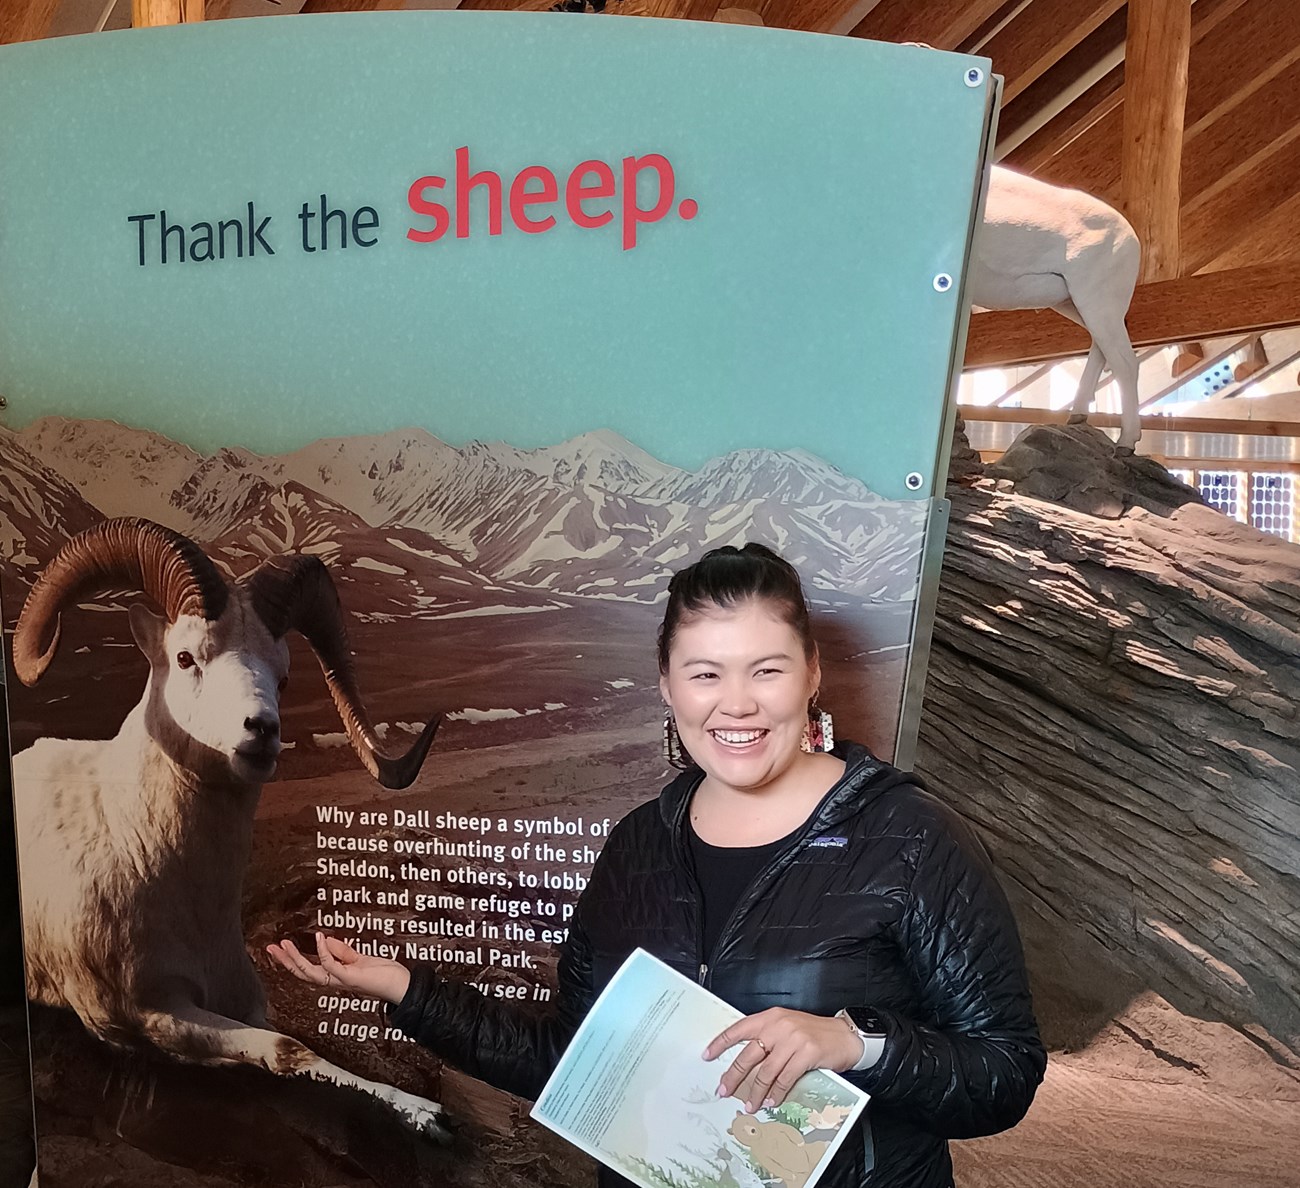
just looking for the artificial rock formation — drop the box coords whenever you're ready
[919,423,1300,1060]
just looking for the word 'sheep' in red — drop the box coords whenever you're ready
[406,147,697,251]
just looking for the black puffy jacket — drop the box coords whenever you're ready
[391,742,1046,1187]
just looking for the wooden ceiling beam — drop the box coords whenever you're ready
[1121,0,1190,283]
[994,4,1125,159]
[848,0,1007,51]
[964,262,1300,369]
[1181,0,1300,137]
[685,0,723,18]
[1182,54,1300,209]
[1007,0,1250,174]
[133,0,203,24]
[300,0,405,10]
[1017,0,1263,201]
[1198,189,1300,275]
[977,0,1123,106]
[457,0,552,10]
[1183,131,1300,275]
[1,0,65,41]
[759,0,879,35]
[1003,62,1122,172]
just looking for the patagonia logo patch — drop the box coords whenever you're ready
[809,836,848,848]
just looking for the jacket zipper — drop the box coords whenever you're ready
[685,801,838,992]
[673,752,878,992]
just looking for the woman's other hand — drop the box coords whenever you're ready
[267,932,412,1005]
[703,1008,863,1112]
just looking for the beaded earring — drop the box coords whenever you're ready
[800,697,835,754]
[662,710,695,770]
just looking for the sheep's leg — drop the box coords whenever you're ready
[1079,310,1141,450]
[1067,341,1107,425]
[1049,299,1104,424]
[1060,258,1142,451]
[136,1006,448,1141]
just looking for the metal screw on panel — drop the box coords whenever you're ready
[905,472,924,491]
[933,273,953,293]
[0,396,7,408]
[965,67,984,87]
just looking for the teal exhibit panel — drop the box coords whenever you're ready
[0,15,993,1187]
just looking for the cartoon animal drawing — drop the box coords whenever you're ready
[803,1102,853,1142]
[715,1145,765,1188]
[806,1104,851,1130]
[727,1112,829,1188]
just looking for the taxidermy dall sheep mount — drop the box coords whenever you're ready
[972,166,1143,453]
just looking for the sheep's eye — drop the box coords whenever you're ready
[176,651,196,671]
[277,676,288,693]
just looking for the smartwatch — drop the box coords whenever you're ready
[837,1008,887,1071]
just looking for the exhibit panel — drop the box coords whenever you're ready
[0,17,994,1186]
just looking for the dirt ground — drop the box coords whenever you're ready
[955,1056,1300,1188]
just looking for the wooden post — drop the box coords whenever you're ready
[133,0,205,25]
[1121,0,1191,283]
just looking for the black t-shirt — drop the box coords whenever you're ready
[687,817,803,961]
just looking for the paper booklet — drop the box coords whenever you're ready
[531,949,869,1188]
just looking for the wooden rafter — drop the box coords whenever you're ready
[1183,56,1300,209]
[965,262,1300,369]
[1199,188,1300,274]
[300,0,405,11]
[975,0,1124,106]
[994,4,1125,158]
[0,0,61,42]
[847,0,1007,51]
[759,0,879,35]
[457,0,554,10]
[1025,0,1275,201]
[1183,131,1300,275]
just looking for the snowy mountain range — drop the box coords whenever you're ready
[1,418,927,607]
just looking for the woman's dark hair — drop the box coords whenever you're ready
[657,543,815,673]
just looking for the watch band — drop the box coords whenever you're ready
[837,1008,887,1072]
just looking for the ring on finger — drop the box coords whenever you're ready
[754,1038,769,1055]
[325,971,333,986]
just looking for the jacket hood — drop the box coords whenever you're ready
[656,740,920,836]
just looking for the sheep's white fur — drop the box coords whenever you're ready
[971,165,1143,450]
[13,589,444,1137]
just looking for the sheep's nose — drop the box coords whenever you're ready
[244,715,280,740]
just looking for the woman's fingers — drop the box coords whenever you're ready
[716,1039,768,1101]
[267,938,327,985]
[267,936,358,988]
[724,1042,808,1112]
[315,931,342,972]
[322,934,361,964]
[704,1013,767,1062]
[706,1008,859,1111]
[743,1048,808,1112]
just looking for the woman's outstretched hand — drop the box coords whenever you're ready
[702,1008,863,1113]
[267,932,412,1006]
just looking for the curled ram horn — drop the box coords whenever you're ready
[12,517,230,687]
[243,554,439,790]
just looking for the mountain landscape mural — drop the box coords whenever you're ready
[0,416,932,1188]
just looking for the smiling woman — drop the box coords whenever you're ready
[657,546,843,850]
[272,543,1046,1188]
